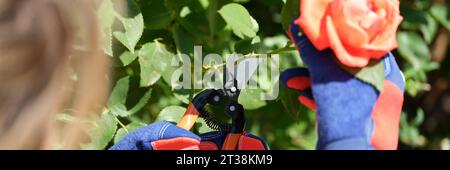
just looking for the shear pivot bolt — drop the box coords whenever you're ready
[230,86,236,92]
[229,106,236,111]
[213,96,220,102]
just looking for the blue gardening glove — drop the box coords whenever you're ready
[109,121,201,150]
[109,122,269,150]
[281,22,405,150]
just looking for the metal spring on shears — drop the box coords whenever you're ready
[199,107,231,131]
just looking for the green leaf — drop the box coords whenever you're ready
[113,122,146,144]
[280,0,300,30]
[413,108,425,126]
[138,61,161,87]
[97,0,116,56]
[139,42,171,74]
[128,88,152,114]
[138,41,172,87]
[353,60,386,92]
[238,88,267,110]
[119,51,138,66]
[218,3,258,39]
[155,106,186,123]
[108,76,130,108]
[420,12,438,44]
[81,111,117,150]
[430,4,450,31]
[397,31,431,69]
[173,88,192,104]
[399,109,426,147]
[110,104,129,117]
[107,76,136,117]
[107,76,153,117]
[113,1,144,53]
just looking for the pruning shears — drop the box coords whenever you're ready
[177,57,260,150]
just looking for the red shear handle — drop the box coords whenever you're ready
[177,103,200,130]
[221,133,242,150]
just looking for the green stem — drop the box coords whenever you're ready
[267,47,296,55]
[204,44,297,70]
[114,115,128,133]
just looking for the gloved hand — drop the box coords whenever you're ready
[109,121,201,150]
[280,22,405,150]
[109,121,268,150]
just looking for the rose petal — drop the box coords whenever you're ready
[363,9,387,41]
[325,16,371,67]
[330,0,370,49]
[296,0,333,50]
[364,0,403,58]
[342,0,371,22]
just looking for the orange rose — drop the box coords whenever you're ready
[296,0,403,67]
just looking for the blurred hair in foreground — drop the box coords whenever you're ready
[0,0,109,149]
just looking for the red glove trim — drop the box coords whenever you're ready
[199,141,219,150]
[237,135,266,150]
[287,77,312,91]
[298,96,317,112]
[370,80,404,150]
[151,137,200,150]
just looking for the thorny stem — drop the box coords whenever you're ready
[203,43,296,70]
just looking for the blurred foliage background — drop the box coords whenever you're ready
[75,0,449,150]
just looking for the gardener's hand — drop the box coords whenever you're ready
[109,121,200,150]
[280,22,405,150]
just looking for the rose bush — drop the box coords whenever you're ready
[83,0,448,150]
[296,0,403,67]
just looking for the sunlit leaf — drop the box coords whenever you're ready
[97,0,116,56]
[110,104,129,117]
[218,3,258,39]
[81,111,117,150]
[138,41,172,87]
[238,88,267,110]
[155,106,186,123]
[113,0,144,53]
[108,76,130,108]
[119,51,138,66]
